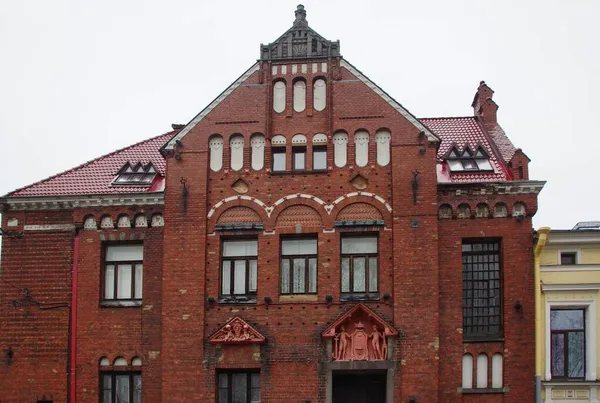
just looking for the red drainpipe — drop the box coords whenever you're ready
[69,234,80,403]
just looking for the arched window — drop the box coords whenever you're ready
[250,133,265,171]
[273,80,286,113]
[313,78,326,111]
[462,354,473,389]
[209,135,224,172]
[492,354,503,388]
[375,129,391,166]
[229,135,244,171]
[293,79,306,112]
[354,131,370,167]
[476,354,488,388]
[333,132,348,168]
[312,133,328,170]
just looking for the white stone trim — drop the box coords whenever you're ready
[438,180,546,195]
[164,63,261,150]
[340,59,439,143]
[544,299,597,381]
[542,284,600,291]
[542,265,600,272]
[4,193,164,211]
[23,224,76,231]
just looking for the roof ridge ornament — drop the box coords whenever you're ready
[260,5,340,60]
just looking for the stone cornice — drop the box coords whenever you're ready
[438,180,546,196]
[0,192,165,212]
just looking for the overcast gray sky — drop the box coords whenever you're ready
[1,0,598,230]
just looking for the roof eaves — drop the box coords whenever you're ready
[339,59,440,143]
[162,62,261,152]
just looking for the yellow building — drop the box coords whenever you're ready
[536,223,600,403]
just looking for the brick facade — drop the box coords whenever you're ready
[0,6,543,403]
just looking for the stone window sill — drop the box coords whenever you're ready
[279,294,318,302]
[340,293,379,302]
[100,300,142,308]
[460,387,508,394]
[219,296,257,304]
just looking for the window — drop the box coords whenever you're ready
[462,239,502,340]
[101,372,141,403]
[104,244,143,302]
[447,147,493,172]
[281,238,317,294]
[341,236,378,294]
[218,372,260,403]
[273,80,286,113]
[272,148,286,172]
[113,162,157,186]
[313,146,327,170]
[292,146,306,170]
[560,251,578,265]
[221,239,258,298]
[551,309,585,379]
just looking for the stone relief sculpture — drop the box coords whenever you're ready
[323,303,397,362]
[209,317,266,344]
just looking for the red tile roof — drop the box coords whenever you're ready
[420,116,511,183]
[6,115,518,198]
[6,131,176,197]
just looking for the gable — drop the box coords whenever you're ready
[209,316,266,344]
[322,303,397,338]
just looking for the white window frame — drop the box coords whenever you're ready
[545,299,597,381]
[557,249,580,265]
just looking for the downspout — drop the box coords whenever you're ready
[69,233,80,403]
[534,227,550,403]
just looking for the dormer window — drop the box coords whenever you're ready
[447,147,493,172]
[113,162,157,186]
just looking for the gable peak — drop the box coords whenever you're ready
[260,5,340,61]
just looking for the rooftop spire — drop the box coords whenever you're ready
[294,4,307,25]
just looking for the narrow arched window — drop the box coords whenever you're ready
[492,354,503,388]
[293,79,306,112]
[229,135,244,171]
[333,132,348,168]
[273,80,286,113]
[354,130,370,167]
[209,135,224,172]
[250,133,265,171]
[313,79,326,111]
[476,354,488,388]
[375,129,391,166]
[462,354,473,389]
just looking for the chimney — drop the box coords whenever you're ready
[472,81,498,125]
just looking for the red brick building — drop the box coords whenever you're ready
[0,6,544,403]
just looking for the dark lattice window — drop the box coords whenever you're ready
[551,309,585,379]
[462,239,502,340]
[217,371,260,403]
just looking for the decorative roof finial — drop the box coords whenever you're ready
[295,4,307,24]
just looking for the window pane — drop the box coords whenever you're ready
[368,257,378,292]
[353,258,366,292]
[281,259,290,293]
[223,240,258,257]
[222,261,231,295]
[218,389,229,403]
[251,372,260,388]
[551,333,565,377]
[232,373,248,403]
[273,150,286,171]
[218,373,229,388]
[115,375,131,403]
[341,258,350,292]
[293,258,306,293]
[560,252,577,265]
[293,148,306,170]
[282,239,317,255]
[248,260,257,293]
[475,158,492,170]
[308,258,317,293]
[117,265,133,299]
[106,245,143,262]
[103,391,113,403]
[568,332,585,378]
[134,264,143,299]
[313,147,326,170]
[341,237,377,254]
[251,388,260,403]
[105,265,115,299]
[234,261,246,295]
[133,375,142,403]
[551,310,584,330]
